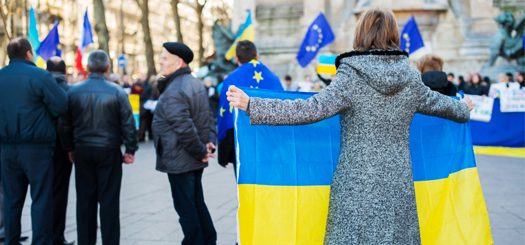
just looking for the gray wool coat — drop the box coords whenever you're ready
[246,50,470,245]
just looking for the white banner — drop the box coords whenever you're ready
[470,95,494,122]
[500,89,525,113]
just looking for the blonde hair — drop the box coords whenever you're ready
[417,54,444,73]
[353,8,400,51]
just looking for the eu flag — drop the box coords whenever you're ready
[217,60,283,142]
[296,13,335,67]
[400,16,424,54]
[37,21,61,60]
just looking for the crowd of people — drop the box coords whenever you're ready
[0,7,520,245]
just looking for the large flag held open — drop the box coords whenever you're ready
[217,60,283,142]
[234,89,492,245]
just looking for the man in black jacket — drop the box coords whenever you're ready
[46,57,75,245]
[153,42,216,244]
[0,37,68,244]
[61,50,138,245]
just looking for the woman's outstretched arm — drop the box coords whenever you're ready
[414,78,473,123]
[227,64,352,125]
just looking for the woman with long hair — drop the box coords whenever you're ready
[228,8,473,244]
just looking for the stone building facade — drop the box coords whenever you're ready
[232,0,520,81]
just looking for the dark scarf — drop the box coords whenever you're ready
[157,67,192,94]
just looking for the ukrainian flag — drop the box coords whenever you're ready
[28,7,46,68]
[225,11,254,60]
[235,89,339,244]
[316,55,337,75]
[410,113,493,244]
[234,89,493,245]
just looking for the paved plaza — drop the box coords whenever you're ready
[11,142,525,244]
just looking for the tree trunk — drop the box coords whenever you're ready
[93,0,111,57]
[196,2,205,67]
[170,0,183,42]
[0,3,11,40]
[136,0,157,77]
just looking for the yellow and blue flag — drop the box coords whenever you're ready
[225,11,254,60]
[234,89,493,245]
[217,60,283,142]
[400,16,425,54]
[316,55,337,75]
[235,89,338,244]
[297,13,335,67]
[28,7,46,67]
[410,113,493,244]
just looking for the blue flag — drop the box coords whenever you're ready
[217,60,283,142]
[296,13,335,67]
[400,16,424,54]
[37,21,61,60]
[81,10,94,49]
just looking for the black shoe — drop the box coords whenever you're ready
[63,240,75,245]
[0,236,28,242]
[56,239,75,245]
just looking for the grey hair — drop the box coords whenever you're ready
[87,50,110,73]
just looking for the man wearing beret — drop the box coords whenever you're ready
[153,42,217,244]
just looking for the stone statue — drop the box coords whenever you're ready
[485,11,525,68]
[208,21,237,79]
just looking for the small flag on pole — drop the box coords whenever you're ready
[37,21,61,61]
[28,7,40,58]
[400,16,425,54]
[316,55,337,75]
[296,13,335,68]
[76,10,94,76]
[225,10,254,60]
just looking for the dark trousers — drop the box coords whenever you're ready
[1,144,54,245]
[168,169,216,245]
[74,146,122,245]
[138,110,153,141]
[53,146,72,244]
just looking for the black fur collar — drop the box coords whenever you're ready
[335,49,409,68]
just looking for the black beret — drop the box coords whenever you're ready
[163,42,194,64]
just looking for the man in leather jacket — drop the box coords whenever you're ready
[153,42,217,244]
[61,50,138,245]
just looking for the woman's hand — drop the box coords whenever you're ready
[226,85,250,111]
[461,96,474,111]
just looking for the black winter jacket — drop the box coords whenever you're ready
[421,71,458,96]
[153,67,216,174]
[61,73,138,154]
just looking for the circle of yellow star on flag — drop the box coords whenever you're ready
[249,60,259,67]
[253,71,264,84]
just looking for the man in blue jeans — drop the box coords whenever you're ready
[0,37,67,244]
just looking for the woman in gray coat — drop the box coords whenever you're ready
[227,8,474,245]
